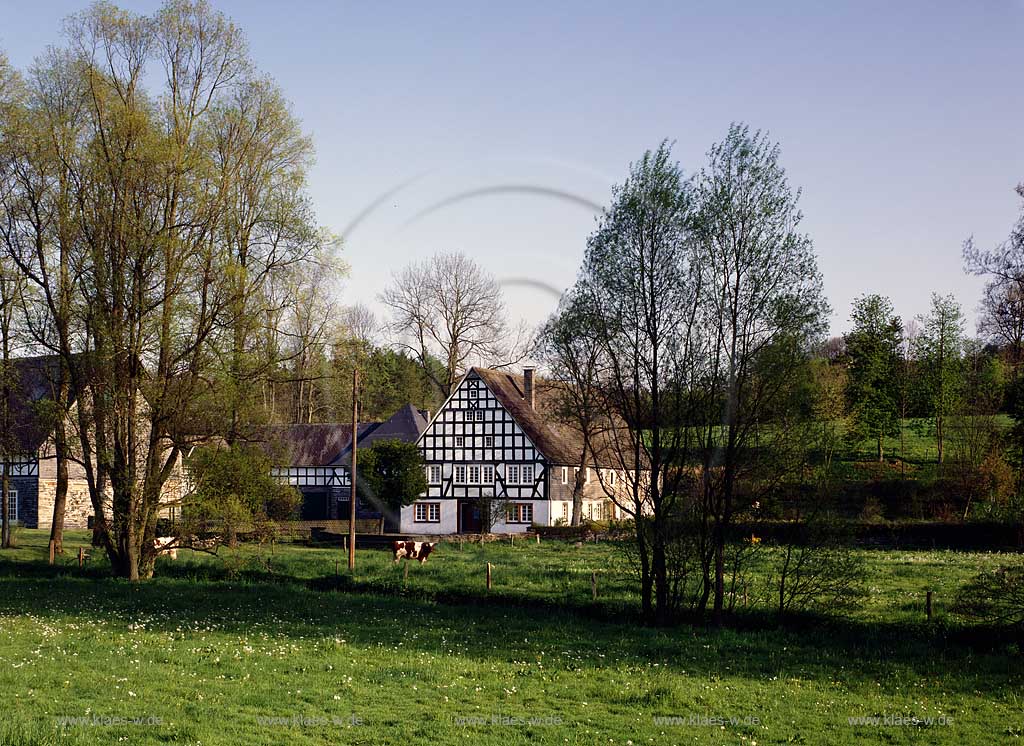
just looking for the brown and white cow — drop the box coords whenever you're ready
[392,540,437,564]
[153,536,177,560]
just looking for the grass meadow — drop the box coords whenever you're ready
[0,529,1020,745]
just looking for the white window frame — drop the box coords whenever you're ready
[415,502,441,523]
[455,436,465,448]
[561,466,568,485]
[475,410,485,422]
[522,465,534,484]
[428,465,442,485]
[482,465,494,484]
[484,435,494,448]
[469,387,478,399]
[5,489,15,520]
[468,465,481,484]
[507,464,520,485]
[454,465,467,484]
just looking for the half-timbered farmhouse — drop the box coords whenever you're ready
[404,367,630,534]
[266,404,428,526]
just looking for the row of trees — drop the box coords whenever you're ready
[539,129,1024,626]
[0,1,533,576]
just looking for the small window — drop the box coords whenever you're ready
[561,502,569,520]
[482,464,494,484]
[428,465,442,485]
[484,435,494,448]
[415,503,441,523]
[609,470,617,486]
[5,490,15,520]
[522,465,534,484]
[585,467,591,484]
[506,503,533,524]
[475,410,485,422]
[468,465,481,484]
[454,465,467,484]
[561,467,568,485]
[455,436,465,448]
[469,387,478,399]
[507,464,520,484]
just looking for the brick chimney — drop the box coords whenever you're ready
[523,366,535,410]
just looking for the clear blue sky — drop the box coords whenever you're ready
[3,1,1023,337]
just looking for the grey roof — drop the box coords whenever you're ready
[3,355,77,453]
[262,404,428,467]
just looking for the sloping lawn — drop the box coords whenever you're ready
[0,530,1019,745]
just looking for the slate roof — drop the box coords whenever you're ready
[263,404,429,467]
[471,367,631,470]
[3,354,77,453]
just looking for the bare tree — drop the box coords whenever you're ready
[381,252,526,397]
[964,184,1024,367]
[342,303,380,346]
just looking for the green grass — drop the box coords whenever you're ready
[0,530,1020,745]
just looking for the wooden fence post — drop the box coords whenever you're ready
[510,533,514,547]
[48,540,55,565]
[926,590,933,621]
[536,533,540,545]
[403,561,409,587]
[486,562,492,591]
[78,547,84,568]
[591,571,597,600]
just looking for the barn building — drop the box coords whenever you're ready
[403,367,629,534]
[2,355,184,529]
[266,404,428,526]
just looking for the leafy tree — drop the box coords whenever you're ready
[692,124,828,624]
[0,2,329,578]
[576,140,700,624]
[357,439,427,513]
[183,445,302,547]
[914,293,966,465]
[843,294,903,462]
[948,341,1009,518]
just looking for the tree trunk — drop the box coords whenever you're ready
[571,451,588,526]
[636,517,653,623]
[49,407,70,554]
[652,535,668,624]
[0,469,8,549]
[877,433,883,463]
[712,530,726,626]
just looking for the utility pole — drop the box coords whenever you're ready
[348,368,359,571]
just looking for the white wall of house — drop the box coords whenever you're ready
[400,500,458,535]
